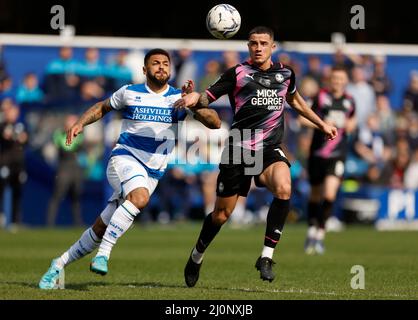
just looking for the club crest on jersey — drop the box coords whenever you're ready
[275,73,284,83]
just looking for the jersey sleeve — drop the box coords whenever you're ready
[311,94,320,113]
[205,66,237,102]
[175,109,189,122]
[109,85,129,110]
[287,68,297,95]
[349,97,356,118]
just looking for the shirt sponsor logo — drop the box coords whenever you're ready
[252,89,284,111]
[130,107,173,122]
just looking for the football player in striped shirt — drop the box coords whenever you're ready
[39,48,221,289]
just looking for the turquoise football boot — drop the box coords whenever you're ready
[39,259,65,289]
[90,256,108,275]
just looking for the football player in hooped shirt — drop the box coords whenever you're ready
[39,49,221,289]
[175,26,338,286]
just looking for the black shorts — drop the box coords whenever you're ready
[308,156,345,185]
[216,147,291,198]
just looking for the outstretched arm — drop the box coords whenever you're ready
[175,91,221,129]
[174,91,210,109]
[287,91,338,140]
[66,98,112,145]
[190,106,222,129]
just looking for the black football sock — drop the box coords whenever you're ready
[307,201,321,227]
[195,213,222,253]
[264,198,290,248]
[318,199,334,229]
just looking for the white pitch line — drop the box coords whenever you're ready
[231,287,338,296]
[125,284,412,299]
[231,287,411,299]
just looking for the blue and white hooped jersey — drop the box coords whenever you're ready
[109,83,188,180]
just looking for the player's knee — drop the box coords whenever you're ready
[126,192,149,210]
[272,182,291,199]
[212,208,232,225]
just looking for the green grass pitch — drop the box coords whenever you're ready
[1,222,418,300]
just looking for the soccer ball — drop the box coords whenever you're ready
[206,4,241,40]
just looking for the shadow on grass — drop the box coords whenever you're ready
[2,280,283,295]
[115,281,279,295]
[1,281,109,291]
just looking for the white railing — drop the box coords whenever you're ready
[1,33,418,56]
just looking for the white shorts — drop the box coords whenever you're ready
[106,155,159,202]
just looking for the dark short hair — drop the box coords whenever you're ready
[331,66,349,75]
[248,26,274,41]
[144,48,171,65]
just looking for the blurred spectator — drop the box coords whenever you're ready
[0,99,28,227]
[353,113,391,168]
[160,145,199,222]
[198,59,221,92]
[394,114,410,141]
[104,50,133,92]
[172,46,197,88]
[16,73,44,104]
[277,52,302,81]
[304,55,323,86]
[370,55,392,96]
[363,164,381,185]
[359,55,375,81]
[76,48,105,85]
[332,48,360,73]
[404,149,418,189]
[46,114,84,226]
[78,81,105,105]
[403,71,418,114]
[375,95,396,145]
[298,76,320,105]
[79,120,104,181]
[379,138,410,188]
[0,76,15,101]
[220,50,240,73]
[277,52,291,66]
[347,66,376,128]
[124,49,146,84]
[195,139,220,217]
[320,65,332,89]
[407,114,418,150]
[44,47,80,103]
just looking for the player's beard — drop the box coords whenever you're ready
[147,70,170,87]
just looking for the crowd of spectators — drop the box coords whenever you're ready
[1,43,418,226]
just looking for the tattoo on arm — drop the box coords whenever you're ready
[78,98,112,127]
[193,108,221,129]
[197,92,210,108]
